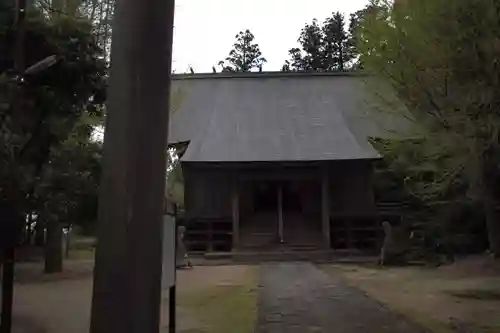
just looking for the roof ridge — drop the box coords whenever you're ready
[172,71,368,80]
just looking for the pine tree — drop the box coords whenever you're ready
[218,29,266,72]
[297,19,324,71]
[322,12,352,71]
[282,12,353,72]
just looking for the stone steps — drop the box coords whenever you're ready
[198,248,374,264]
[233,251,335,263]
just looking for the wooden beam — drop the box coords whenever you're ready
[321,169,331,248]
[231,185,240,249]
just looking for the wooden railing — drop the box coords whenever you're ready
[183,217,232,253]
[329,202,407,252]
[330,216,382,252]
[377,201,408,216]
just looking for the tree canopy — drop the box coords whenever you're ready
[0,2,107,269]
[358,0,500,256]
[218,29,267,72]
[282,12,355,72]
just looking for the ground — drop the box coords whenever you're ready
[322,256,500,333]
[9,261,257,333]
[172,265,257,333]
[6,255,500,333]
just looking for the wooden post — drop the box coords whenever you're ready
[231,185,240,250]
[278,184,284,243]
[343,218,350,249]
[207,220,213,252]
[89,0,175,332]
[1,0,27,331]
[321,168,331,248]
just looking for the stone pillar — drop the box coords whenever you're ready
[231,185,240,250]
[278,184,284,243]
[321,169,331,248]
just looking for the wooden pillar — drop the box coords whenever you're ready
[321,169,331,248]
[89,0,175,332]
[231,185,240,250]
[207,221,213,252]
[345,218,352,249]
[278,184,284,243]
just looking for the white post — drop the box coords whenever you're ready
[161,215,176,289]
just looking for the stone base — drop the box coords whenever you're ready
[190,249,378,265]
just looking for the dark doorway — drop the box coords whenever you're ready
[282,182,301,213]
[253,182,278,212]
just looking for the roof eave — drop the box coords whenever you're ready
[171,70,369,81]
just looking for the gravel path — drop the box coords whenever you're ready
[256,262,425,333]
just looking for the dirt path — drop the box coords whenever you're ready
[256,262,425,333]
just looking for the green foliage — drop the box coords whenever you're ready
[282,12,355,72]
[35,0,115,58]
[370,134,468,203]
[283,19,323,71]
[360,0,500,201]
[218,29,266,72]
[359,0,500,254]
[79,0,115,57]
[322,12,352,71]
[0,3,106,239]
[35,117,102,229]
[347,4,380,69]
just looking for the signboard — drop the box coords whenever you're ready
[161,215,176,288]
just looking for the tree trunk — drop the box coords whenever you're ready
[480,154,500,258]
[483,194,500,258]
[65,225,71,258]
[44,219,63,273]
[34,216,45,246]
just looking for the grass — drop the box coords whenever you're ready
[66,235,96,260]
[67,247,95,260]
[322,259,500,333]
[447,289,500,301]
[177,269,258,333]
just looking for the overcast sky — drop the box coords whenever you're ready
[172,0,369,73]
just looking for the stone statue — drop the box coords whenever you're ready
[176,226,192,268]
[380,221,410,265]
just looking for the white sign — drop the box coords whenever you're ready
[161,215,176,288]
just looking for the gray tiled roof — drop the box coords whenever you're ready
[168,72,397,162]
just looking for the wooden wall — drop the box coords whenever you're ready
[329,160,376,217]
[183,164,232,219]
[328,160,380,251]
[183,160,376,220]
[182,160,379,252]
